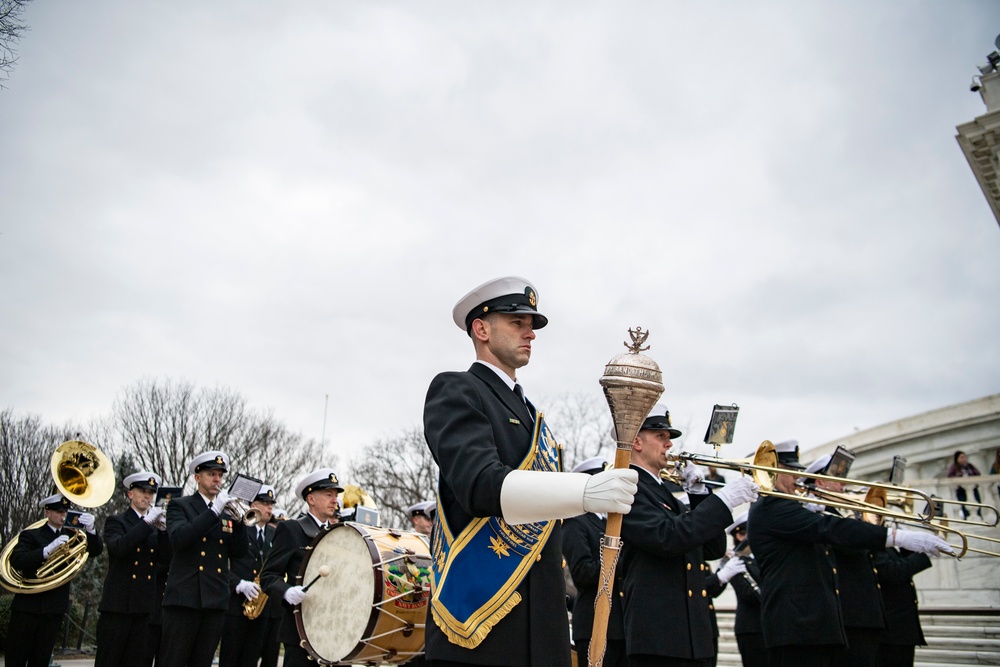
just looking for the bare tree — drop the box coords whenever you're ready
[0,0,31,87]
[348,427,438,530]
[109,378,326,512]
[0,409,57,544]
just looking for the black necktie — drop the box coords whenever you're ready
[257,529,264,551]
[514,384,535,423]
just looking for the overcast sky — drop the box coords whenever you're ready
[2,2,998,472]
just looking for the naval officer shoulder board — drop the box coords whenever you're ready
[430,413,561,649]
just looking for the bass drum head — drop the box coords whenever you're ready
[300,524,375,662]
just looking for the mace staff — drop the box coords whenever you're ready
[588,327,664,667]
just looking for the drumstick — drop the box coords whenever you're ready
[302,565,331,592]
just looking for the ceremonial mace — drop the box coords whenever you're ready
[588,327,664,667]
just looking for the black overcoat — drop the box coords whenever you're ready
[748,495,887,649]
[162,493,248,611]
[618,469,731,660]
[873,547,931,647]
[10,522,103,615]
[825,508,886,631]
[561,512,625,645]
[423,363,570,667]
[99,508,171,614]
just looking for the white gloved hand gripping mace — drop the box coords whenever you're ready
[588,327,664,667]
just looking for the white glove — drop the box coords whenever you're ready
[236,580,261,600]
[284,585,308,605]
[713,476,760,511]
[42,535,70,559]
[500,469,637,526]
[583,468,639,515]
[211,490,231,515]
[803,497,824,513]
[145,507,165,527]
[682,464,707,495]
[716,557,747,584]
[78,512,96,534]
[888,529,955,557]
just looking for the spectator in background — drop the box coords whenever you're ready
[990,449,1000,500]
[946,450,982,520]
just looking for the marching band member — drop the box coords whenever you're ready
[618,407,759,667]
[159,451,249,667]
[561,456,629,667]
[724,513,767,667]
[803,455,886,667]
[260,468,343,667]
[220,484,278,667]
[405,500,435,537]
[6,493,103,667]
[95,472,171,667]
[873,530,934,667]
[423,276,638,667]
[748,440,953,667]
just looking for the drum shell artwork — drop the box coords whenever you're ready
[296,522,431,665]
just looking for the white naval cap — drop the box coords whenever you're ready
[254,484,277,502]
[294,468,345,500]
[772,440,806,471]
[187,450,229,475]
[122,471,162,491]
[273,507,287,520]
[405,500,435,518]
[571,456,609,475]
[39,494,70,510]
[803,454,832,477]
[452,276,548,333]
[726,511,749,535]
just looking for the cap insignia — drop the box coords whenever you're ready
[215,456,223,464]
[148,477,156,486]
[329,473,338,484]
[267,490,274,498]
[526,288,536,307]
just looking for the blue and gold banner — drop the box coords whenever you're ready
[430,414,561,649]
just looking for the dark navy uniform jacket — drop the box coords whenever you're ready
[730,556,763,636]
[162,493,249,611]
[423,363,570,667]
[748,495,887,649]
[619,469,731,661]
[99,507,172,615]
[873,547,931,647]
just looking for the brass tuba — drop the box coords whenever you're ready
[0,439,115,594]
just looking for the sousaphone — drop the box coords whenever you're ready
[0,439,115,594]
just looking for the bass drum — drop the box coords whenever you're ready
[296,522,432,665]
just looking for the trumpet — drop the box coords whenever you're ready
[223,497,263,527]
[662,441,941,524]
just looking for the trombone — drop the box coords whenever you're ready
[663,441,941,524]
[868,487,1000,558]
